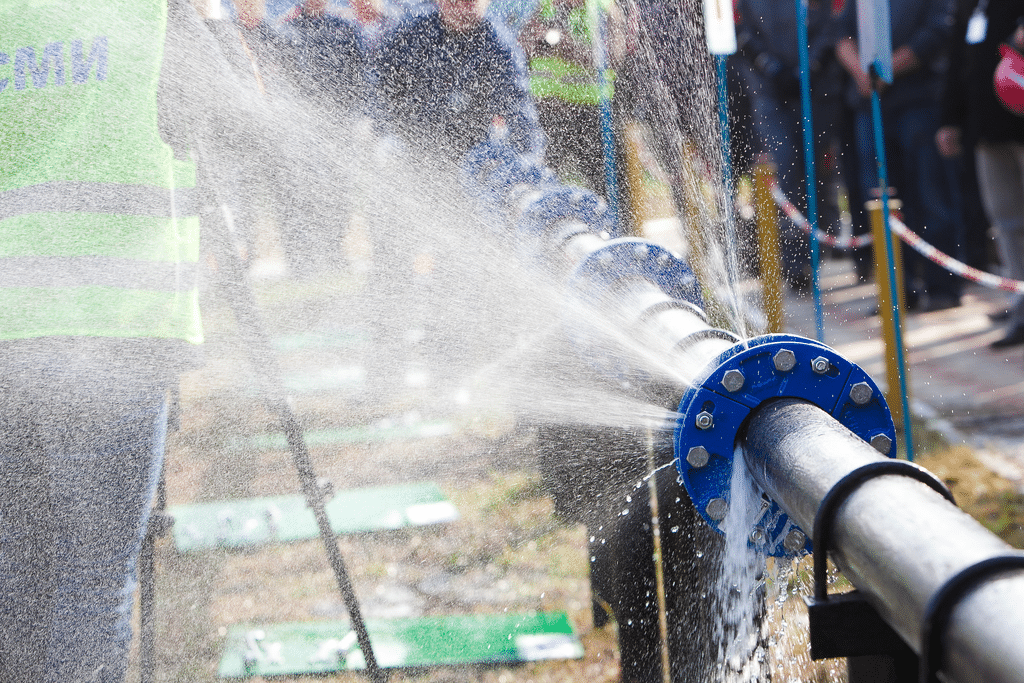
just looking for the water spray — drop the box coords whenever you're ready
[464,133,1024,682]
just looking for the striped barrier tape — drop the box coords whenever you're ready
[767,176,1024,294]
[767,176,873,250]
[888,214,1024,294]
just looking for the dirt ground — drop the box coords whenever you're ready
[131,259,1024,683]
[137,270,627,683]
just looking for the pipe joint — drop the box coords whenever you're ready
[673,334,895,557]
[568,238,702,309]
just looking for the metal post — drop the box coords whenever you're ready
[591,0,621,231]
[868,86,915,460]
[795,0,824,342]
[867,197,909,430]
[752,161,785,333]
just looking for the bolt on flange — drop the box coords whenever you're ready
[870,433,893,455]
[695,411,714,430]
[706,497,728,521]
[811,356,831,375]
[721,369,745,392]
[849,382,873,405]
[686,446,710,468]
[783,529,807,552]
[773,349,796,372]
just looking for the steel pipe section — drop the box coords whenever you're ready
[463,137,736,381]
[743,399,1024,683]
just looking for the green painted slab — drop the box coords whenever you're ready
[217,611,584,678]
[245,421,454,450]
[169,482,458,552]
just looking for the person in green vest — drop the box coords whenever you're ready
[520,0,624,197]
[0,2,263,680]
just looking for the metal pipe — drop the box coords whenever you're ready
[742,398,1024,683]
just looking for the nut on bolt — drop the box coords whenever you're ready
[849,382,873,405]
[773,349,796,372]
[695,411,714,430]
[686,446,710,468]
[811,356,831,375]
[721,369,745,392]
[783,529,807,552]
[706,497,728,521]
[870,433,893,455]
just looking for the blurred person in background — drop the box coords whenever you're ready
[735,0,845,292]
[520,0,626,204]
[937,1,1024,347]
[835,0,963,312]
[375,0,544,157]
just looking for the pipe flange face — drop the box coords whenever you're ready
[568,238,703,309]
[461,139,520,184]
[518,186,610,238]
[673,334,896,557]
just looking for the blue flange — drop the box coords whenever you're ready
[517,186,611,240]
[673,334,896,557]
[567,238,703,308]
[462,139,557,208]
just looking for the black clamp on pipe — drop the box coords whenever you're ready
[920,553,1024,683]
[807,461,955,663]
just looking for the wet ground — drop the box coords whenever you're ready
[139,262,629,683]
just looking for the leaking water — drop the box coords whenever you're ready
[2,0,836,679]
[193,2,789,678]
[715,448,769,682]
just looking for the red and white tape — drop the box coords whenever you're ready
[767,177,1024,294]
[767,177,873,249]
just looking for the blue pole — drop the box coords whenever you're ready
[795,0,824,342]
[593,5,621,232]
[715,53,741,303]
[869,83,915,461]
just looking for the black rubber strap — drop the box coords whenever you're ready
[673,328,741,352]
[635,298,708,325]
[920,554,1024,683]
[813,460,955,601]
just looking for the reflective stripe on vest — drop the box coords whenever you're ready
[529,55,615,106]
[0,1,201,343]
[0,182,200,220]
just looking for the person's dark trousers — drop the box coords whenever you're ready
[0,368,169,683]
[954,144,995,271]
[838,102,874,279]
[855,104,962,304]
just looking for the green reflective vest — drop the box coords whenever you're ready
[0,0,202,344]
[527,0,616,107]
